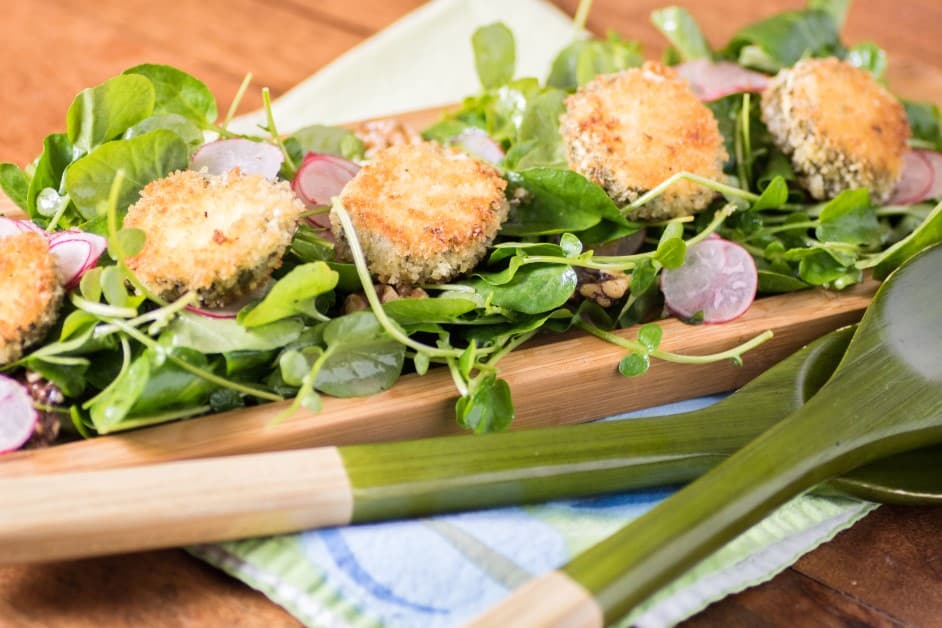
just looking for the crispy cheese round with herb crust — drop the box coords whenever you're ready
[560,61,728,221]
[0,232,63,365]
[761,57,909,204]
[331,142,509,286]
[124,169,305,308]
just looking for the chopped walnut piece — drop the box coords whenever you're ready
[576,269,630,308]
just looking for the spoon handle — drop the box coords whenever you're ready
[471,245,942,626]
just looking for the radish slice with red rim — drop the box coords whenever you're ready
[889,151,934,205]
[452,128,504,164]
[48,232,107,290]
[675,59,770,102]
[191,138,285,180]
[292,153,361,230]
[0,217,45,237]
[0,375,37,454]
[661,237,758,324]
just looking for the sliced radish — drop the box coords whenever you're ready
[920,150,942,200]
[0,375,37,454]
[48,232,107,290]
[452,128,504,164]
[191,139,285,181]
[675,59,770,102]
[0,217,45,237]
[661,237,758,324]
[889,150,942,205]
[292,153,361,230]
[184,280,271,319]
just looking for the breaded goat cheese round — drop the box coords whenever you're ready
[761,57,909,204]
[124,169,305,308]
[331,142,509,286]
[0,232,63,365]
[560,61,728,221]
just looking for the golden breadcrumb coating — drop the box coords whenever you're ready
[0,232,63,365]
[331,142,509,286]
[561,61,729,221]
[761,57,910,203]
[124,169,305,307]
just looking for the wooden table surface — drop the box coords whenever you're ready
[1,0,941,625]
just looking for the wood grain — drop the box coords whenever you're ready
[0,0,940,626]
[0,448,354,564]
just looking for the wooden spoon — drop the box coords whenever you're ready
[469,243,942,627]
[1,319,938,564]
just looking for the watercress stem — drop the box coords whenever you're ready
[262,87,297,175]
[222,72,253,130]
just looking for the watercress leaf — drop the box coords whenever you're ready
[637,324,663,352]
[285,124,365,161]
[79,267,103,302]
[807,0,850,30]
[725,10,842,71]
[846,42,888,79]
[88,352,150,433]
[548,35,644,91]
[796,248,856,285]
[0,163,29,210]
[240,262,338,327]
[470,263,577,314]
[903,101,942,150]
[630,258,658,295]
[618,352,650,377]
[455,374,514,433]
[125,63,217,125]
[458,341,477,380]
[316,311,405,397]
[383,296,480,325]
[413,352,430,376]
[223,349,276,376]
[863,201,942,279]
[650,7,712,61]
[422,118,470,144]
[65,130,188,219]
[574,34,644,86]
[510,90,568,169]
[163,313,304,353]
[752,176,789,211]
[503,168,629,236]
[27,133,74,224]
[815,188,880,247]
[100,266,130,307]
[472,22,516,89]
[67,74,156,152]
[111,227,146,258]
[279,348,319,387]
[210,388,244,413]
[128,347,217,416]
[655,237,687,269]
[23,357,88,398]
[757,269,810,293]
[124,113,204,149]
[301,389,323,413]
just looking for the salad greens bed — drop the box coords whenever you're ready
[2,0,941,441]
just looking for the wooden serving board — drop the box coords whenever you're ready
[0,105,881,478]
